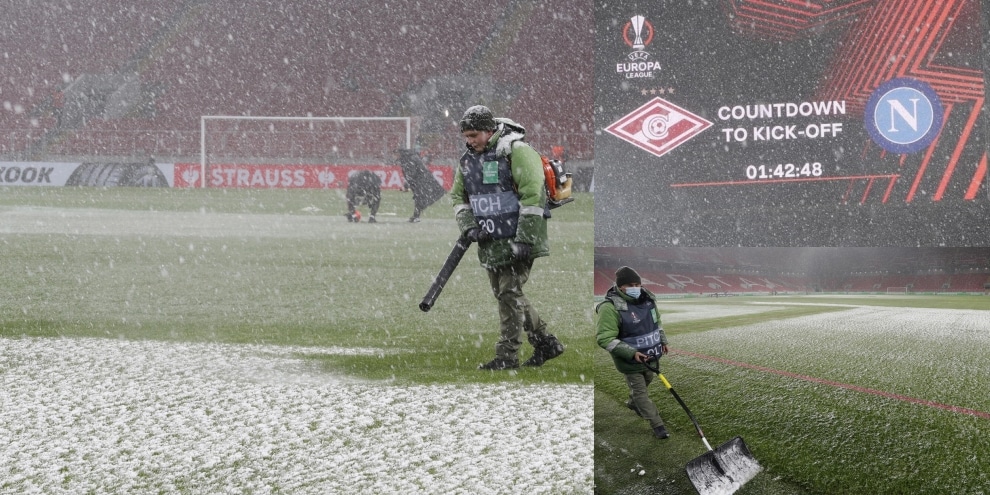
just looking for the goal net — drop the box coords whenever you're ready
[885,286,909,294]
[194,116,411,188]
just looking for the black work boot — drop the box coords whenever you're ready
[653,425,669,439]
[522,334,565,367]
[478,358,519,370]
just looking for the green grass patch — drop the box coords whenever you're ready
[1,187,595,386]
[595,295,990,494]
[663,304,850,336]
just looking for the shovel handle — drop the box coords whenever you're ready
[659,374,673,390]
[644,359,714,451]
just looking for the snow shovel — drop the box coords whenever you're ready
[644,360,762,495]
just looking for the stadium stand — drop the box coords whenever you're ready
[824,272,988,293]
[596,247,990,297]
[595,268,812,297]
[493,3,593,157]
[1,1,593,163]
[950,274,990,292]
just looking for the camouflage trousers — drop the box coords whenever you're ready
[485,258,548,361]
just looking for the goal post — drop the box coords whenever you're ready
[199,115,411,188]
[885,286,909,294]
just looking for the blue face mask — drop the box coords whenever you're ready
[624,286,642,299]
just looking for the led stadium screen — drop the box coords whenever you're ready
[594,0,990,247]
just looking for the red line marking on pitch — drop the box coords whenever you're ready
[672,349,990,420]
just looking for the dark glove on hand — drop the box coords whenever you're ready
[465,228,491,243]
[510,242,531,260]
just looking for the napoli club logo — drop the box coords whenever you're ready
[864,77,943,154]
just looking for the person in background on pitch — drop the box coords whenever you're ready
[450,104,565,371]
[596,266,671,439]
[395,148,446,223]
[344,170,381,223]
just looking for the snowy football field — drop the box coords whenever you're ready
[1,337,591,494]
[595,296,990,495]
[1,189,596,494]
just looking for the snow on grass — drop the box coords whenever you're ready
[678,305,990,355]
[0,206,357,238]
[658,300,793,323]
[0,337,593,494]
[673,305,990,411]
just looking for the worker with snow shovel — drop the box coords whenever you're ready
[596,266,671,439]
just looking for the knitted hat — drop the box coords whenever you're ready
[459,105,497,132]
[614,266,641,287]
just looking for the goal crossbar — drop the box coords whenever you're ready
[199,115,411,188]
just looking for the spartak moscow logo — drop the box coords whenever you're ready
[605,97,713,158]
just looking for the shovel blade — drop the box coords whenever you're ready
[686,436,762,495]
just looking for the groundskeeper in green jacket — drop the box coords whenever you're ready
[450,117,549,268]
[596,285,670,374]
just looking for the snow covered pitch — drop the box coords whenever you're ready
[1,188,596,494]
[1,338,591,493]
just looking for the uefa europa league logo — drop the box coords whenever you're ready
[630,15,646,50]
[617,14,660,78]
[623,15,654,62]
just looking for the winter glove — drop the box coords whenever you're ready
[510,242,532,260]
[465,228,491,243]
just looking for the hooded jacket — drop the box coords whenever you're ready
[596,286,669,374]
[450,118,549,268]
[397,149,445,210]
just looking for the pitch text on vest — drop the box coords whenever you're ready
[470,196,505,214]
[634,331,662,348]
